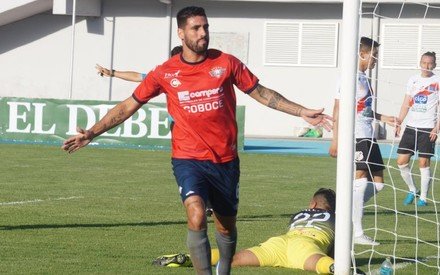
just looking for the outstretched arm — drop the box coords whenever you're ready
[328,99,339,158]
[248,84,332,131]
[374,112,399,128]
[62,96,142,153]
[95,64,144,82]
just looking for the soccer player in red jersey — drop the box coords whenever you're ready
[63,6,332,275]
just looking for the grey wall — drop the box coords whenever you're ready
[1,1,439,139]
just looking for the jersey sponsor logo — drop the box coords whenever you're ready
[178,91,190,101]
[177,87,224,102]
[183,100,224,114]
[164,70,180,79]
[411,105,427,113]
[170,78,181,88]
[410,89,431,106]
[209,67,226,78]
[178,87,225,113]
[414,94,428,104]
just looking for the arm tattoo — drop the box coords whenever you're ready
[257,85,283,108]
[268,92,282,109]
[256,85,271,100]
[256,85,303,116]
[95,106,128,136]
[109,109,126,125]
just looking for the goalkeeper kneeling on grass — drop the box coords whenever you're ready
[154,188,337,274]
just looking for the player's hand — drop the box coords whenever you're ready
[328,140,338,158]
[300,108,333,132]
[382,115,399,127]
[395,124,401,137]
[430,127,438,142]
[62,127,94,154]
[95,64,112,77]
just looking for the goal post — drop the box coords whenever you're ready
[336,1,440,274]
[334,0,360,274]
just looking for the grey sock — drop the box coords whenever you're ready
[187,229,212,275]
[215,229,237,275]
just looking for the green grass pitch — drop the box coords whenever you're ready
[0,144,439,274]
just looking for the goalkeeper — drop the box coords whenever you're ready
[154,188,336,274]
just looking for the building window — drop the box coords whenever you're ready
[381,23,440,69]
[264,21,338,67]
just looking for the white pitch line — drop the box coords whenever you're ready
[0,196,84,206]
[369,256,439,274]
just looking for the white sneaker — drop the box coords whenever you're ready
[354,234,380,246]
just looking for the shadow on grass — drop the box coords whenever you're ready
[237,213,291,221]
[355,256,412,266]
[1,213,292,231]
[372,239,439,245]
[244,145,313,151]
[364,209,439,215]
[0,220,187,231]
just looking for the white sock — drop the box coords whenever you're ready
[353,178,368,237]
[398,164,417,193]
[420,167,431,201]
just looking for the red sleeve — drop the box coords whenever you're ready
[230,55,259,94]
[132,68,162,104]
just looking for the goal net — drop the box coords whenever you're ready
[339,1,440,274]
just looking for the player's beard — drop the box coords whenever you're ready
[185,36,209,54]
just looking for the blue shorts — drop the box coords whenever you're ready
[172,157,240,216]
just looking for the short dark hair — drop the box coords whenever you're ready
[176,6,207,28]
[170,45,182,56]
[422,51,436,63]
[313,188,336,212]
[359,36,380,53]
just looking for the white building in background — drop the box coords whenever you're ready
[1,0,439,139]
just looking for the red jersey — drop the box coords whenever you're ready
[133,49,259,163]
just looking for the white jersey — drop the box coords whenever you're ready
[336,71,374,138]
[405,74,440,128]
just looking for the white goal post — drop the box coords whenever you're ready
[336,1,440,274]
[334,0,360,274]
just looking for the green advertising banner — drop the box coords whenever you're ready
[0,97,245,151]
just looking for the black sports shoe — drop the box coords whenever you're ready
[152,253,192,267]
[328,264,365,275]
[205,208,214,217]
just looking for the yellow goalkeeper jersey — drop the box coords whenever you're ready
[287,208,335,253]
